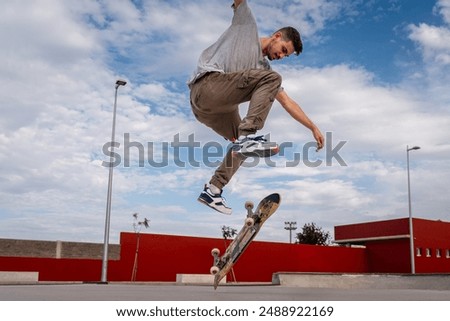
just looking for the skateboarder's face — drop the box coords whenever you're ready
[264,33,295,61]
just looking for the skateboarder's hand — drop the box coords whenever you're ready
[312,127,324,151]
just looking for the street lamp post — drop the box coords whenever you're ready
[284,221,297,244]
[101,79,127,283]
[407,145,420,275]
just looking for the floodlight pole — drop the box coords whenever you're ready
[284,221,297,244]
[406,145,420,275]
[100,79,127,283]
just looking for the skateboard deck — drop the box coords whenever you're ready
[210,193,281,289]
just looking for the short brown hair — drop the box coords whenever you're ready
[276,26,303,55]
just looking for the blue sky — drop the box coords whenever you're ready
[1,0,450,244]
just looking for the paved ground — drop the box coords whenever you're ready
[1,283,450,301]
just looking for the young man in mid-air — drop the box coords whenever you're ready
[188,0,324,215]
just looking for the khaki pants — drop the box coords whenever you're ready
[190,69,281,189]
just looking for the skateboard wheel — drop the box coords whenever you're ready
[211,248,220,256]
[210,266,219,275]
[245,201,254,210]
[245,217,254,227]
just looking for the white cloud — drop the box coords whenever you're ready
[0,1,98,61]
[435,0,450,24]
[407,0,450,73]
[252,0,344,37]
[408,23,450,65]
[267,64,450,157]
[404,1,450,129]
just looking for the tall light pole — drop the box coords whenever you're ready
[101,79,127,283]
[407,145,420,275]
[284,221,297,244]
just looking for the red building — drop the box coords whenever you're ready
[334,217,450,273]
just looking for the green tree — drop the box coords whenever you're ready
[296,222,331,245]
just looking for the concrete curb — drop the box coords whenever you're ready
[0,272,39,284]
[272,272,450,290]
[176,274,226,285]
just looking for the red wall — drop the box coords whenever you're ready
[365,240,411,273]
[109,233,225,282]
[0,256,102,281]
[111,233,368,282]
[335,218,410,240]
[0,233,368,282]
[414,218,450,273]
[230,242,367,282]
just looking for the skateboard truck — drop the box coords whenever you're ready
[244,200,255,227]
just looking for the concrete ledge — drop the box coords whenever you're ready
[272,273,450,290]
[176,274,226,285]
[0,271,39,284]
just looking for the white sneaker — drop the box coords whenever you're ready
[197,185,232,215]
[232,134,279,157]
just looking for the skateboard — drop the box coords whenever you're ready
[210,193,281,289]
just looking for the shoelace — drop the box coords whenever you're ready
[236,135,267,144]
[213,190,229,207]
[207,187,228,203]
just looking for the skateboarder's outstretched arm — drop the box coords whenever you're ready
[276,89,324,151]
